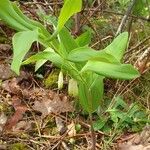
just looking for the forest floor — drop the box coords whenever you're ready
[0,1,150,150]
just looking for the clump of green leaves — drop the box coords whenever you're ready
[94,97,149,132]
[0,0,139,115]
[93,96,149,148]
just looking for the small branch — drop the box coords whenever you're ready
[86,9,150,22]
[126,36,150,54]
[74,13,80,35]
[89,113,96,150]
[81,1,104,26]
[23,1,63,6]
[82,13,103,48]
[134,47,150,74]
[115,0,137,36]
[108,11,150,22]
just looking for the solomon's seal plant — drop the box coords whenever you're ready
[0,0,140,148]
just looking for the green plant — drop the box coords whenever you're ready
[94,96,149,146]
[0,0,140,149]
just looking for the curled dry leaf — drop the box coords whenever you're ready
[4,96,28,131]
[32,93,74,118]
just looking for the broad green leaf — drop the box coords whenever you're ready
[22,51,63,68]
[0,0,29,31]
[68,47,98,62]
[0,0,36,31]
[89,74,104,112]
[12,3,50,37]
[81,61,140,80]
[35,48,54,71]
[78,73,104,113]
[68,47,119,63]
[46,15,78,55]
[11,30,39,75]
[104,32,128,62]
[0,1,58,51]
[75,30,92,47]
[90,51,120,64]
[58,27,78,55]
[68,33,128,63]
[57,0,82,32]
[22,51,82,81]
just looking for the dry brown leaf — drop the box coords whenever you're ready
[118,125,150,150]
[1,72,31,95]
[55,117,67,135]
[0,144,7,150]
[32,93,73,118]
[134,47,150,74]
[2,78,20,94]
[0,112,7,132]
[4,96,28,130]
[118,142,144,150]
[0,64,15,80]
[67,121,76,137]
[12,121,32,132]
[0,44,11,51]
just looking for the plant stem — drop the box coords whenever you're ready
[89,112,96,150]
[68,61,96,150]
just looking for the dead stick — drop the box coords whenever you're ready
[115,0,137,36]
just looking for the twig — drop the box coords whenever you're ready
[23,1,63,6]
[127,17,133,35]
[82,13,103,48]
[74,13,80,35]
[91,35,113,48]
[134,47,150,74]
[89,113,96,150]
[103,10,150,22]
[61,141,70,150]
[81,1,104,25]
[125,36,150,54]
[83,8,150,22]
[108,78,137,109]
[115,0,137,36]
